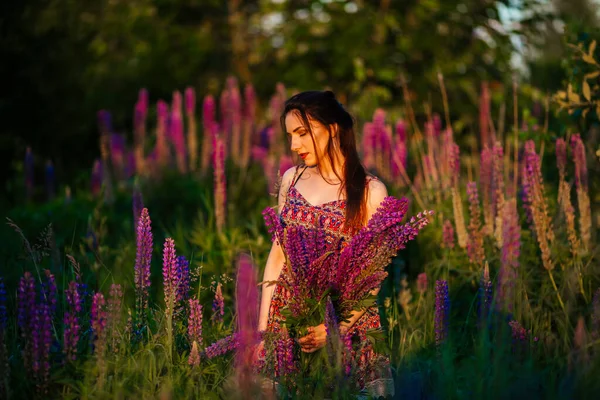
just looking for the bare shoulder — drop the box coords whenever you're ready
[277,166,300,212]
[365,175,388,220]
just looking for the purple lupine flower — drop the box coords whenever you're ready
[275,329,295,377]
[556,138,567,178]
[498,199,520,312]
[244,83,257,122]
[213,132,227,234]
[204,332,240,359]
[63,281,81,362]
[478,262,493,321]
[138,88,149,112]
[466,182,485,267]
[41,269,57,315]
[135,208,152,322]
[189,340,201,367]
[176,256,190,304]
[234,254,259,390]
[448,142,460,187]
[570,134,587,191]
[25,147,34,200]
[0,278,5,331]
[133,183,144,234]
[18,272,36,334]
[162,238,179,308]
[170,93,187,173]
[442,219,455,249]
[31,303,52,388]
[188,298,203,347]
[91,292,107,355]
[211,282,224,324]
[434,280,450,346]
[417,273,428,295]
[185,87,195,116]
[97,110,112,134]
[201,95,216,172]
[509,320,528,342]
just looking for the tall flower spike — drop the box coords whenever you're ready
[497,199,520,312]
[442,219,455,249]
[201,95,215,173]
[188,341,201,367]
[135,208,152,324]
[176,256,190,304]
[162,238,179,309]
[434,280,450,346]
[63,281,81,362]
[213,131,227,234]
[570,134,591,251]
[417,273,428,295]
[42,269,57,315]
[185,87,198,172]
[466,182,485,268]
[91,292,107,355]
[188,298,203,347]
[212,282,224,325]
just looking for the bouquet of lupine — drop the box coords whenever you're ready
[262,196,432,340]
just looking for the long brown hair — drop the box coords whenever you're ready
[280,90,368,229]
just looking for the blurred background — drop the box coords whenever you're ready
[1,0,598,209]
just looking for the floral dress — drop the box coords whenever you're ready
[260,166,394,397]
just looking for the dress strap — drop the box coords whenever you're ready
[290,165,309,188]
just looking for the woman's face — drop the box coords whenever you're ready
[285,111,333,167]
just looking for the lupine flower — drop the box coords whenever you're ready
[41,269,57,315]
[235,254,259,392]
[189,341,201,367]
[448,142,460,187]
[497,199,520,312]
[63,281,81,362]
[212,282,224,324]
[162,238,179,309]
[110,133,125,180]
[213,131,227,234]
[442,219,455,249]
[362,122,375,170]
[91,159,103,196]
[91,292,107,355]
[170,92,187,173]
[417,273,428,295]
[434,280,450,346]
[135,208,153,323]
[133,183,144,235]
[479,262,493,321]
[466,182,485,267]
[201,95,216,173]
[392,120,408,182]
[31,303,52,390]
[156,99,169,168]
[509,320,528,342]
[570,134,591,251]
[324,296,344,369]
[275,329,295,377]
[188,299,203,347]
[108,283,123,353]
[18,272,36,335]
[492,142,505,246]
[185,87,198,172]
[204,332,240,359]
[176,256,190,304]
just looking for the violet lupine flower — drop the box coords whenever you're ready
[466,182,485,267]
[213,132,227,234]
[570,134,588,191]
[162,238,179,308]
[212,282,224,325]
[18,272,36,335]
[176,256,190,304]
[40,269,57,315]
[63,281,81,362]
[417,273,428,295]
[189,341,201,367]
[442,219,455,249]
[133,183,144,235]
[508,320,528,342]
[275,329,295,377]
[234,254,259,390]
[135,208,152,322]
[91,292,107,355]
[324,296,343,369]
[25,147,34,200]
[185,87,195,116]
[97,110,112,134]
[434,280,450,346]
[31,303,52,387]
[556,138,567,178]
[188,298,203,347]
[204,333,240,359]
[478,262,493,321]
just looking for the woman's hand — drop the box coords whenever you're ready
[298,324,327,353]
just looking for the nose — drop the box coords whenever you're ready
[290,135,301,152]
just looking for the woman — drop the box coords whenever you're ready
[256,90,394,397]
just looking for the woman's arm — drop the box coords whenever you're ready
[257,166,297,332]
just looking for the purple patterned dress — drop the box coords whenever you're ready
[261,166,394,397]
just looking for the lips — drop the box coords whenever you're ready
[299,153,308,159]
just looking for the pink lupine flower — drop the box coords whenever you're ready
[188,341,201,367]
[188,299,203,347]
[417,273,428,295]
[135,208,152,323]
[213,131,227,234]
[466,182,485,267]
[442,219,455,249]
[63,281,81,362]
[212,282,224,324]
[162,238,179,308]
[91,292,107,355]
